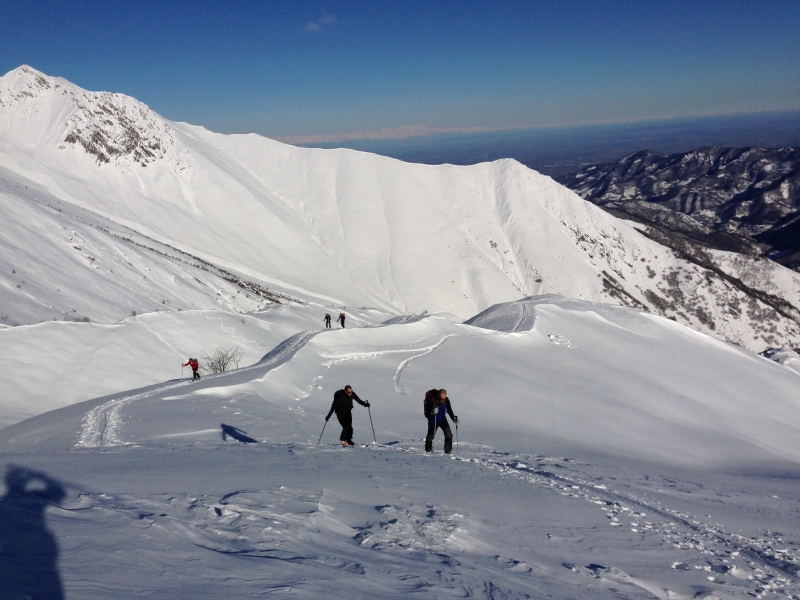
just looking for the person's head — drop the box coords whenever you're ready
[344,385,353,396]
[438,389,447,399]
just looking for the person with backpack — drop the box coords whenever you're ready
[325,385,370,446]
[337,312,346,328]
[324,313,332,328]
[183,358,200,381]
[424,388,458,453]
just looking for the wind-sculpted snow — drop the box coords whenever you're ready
[78,329,319,447]
[3,298,800,598]
[5,297,800,465]
[0,304,391,428]
[2,66,800,351]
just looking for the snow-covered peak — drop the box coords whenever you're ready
[0,65,177,167]
[2,67,800,353]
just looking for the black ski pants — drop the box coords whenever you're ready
[336,410,353,443]
[192,369,200,380]
[425,418,452,453]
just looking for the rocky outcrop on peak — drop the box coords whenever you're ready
[1,65,177,168]
[557,147,800,270]
[61,91,173,166]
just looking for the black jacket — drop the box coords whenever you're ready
[327,389,367,418]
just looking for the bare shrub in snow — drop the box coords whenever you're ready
[202,347,243,374]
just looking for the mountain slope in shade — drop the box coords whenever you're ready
[2,65,800,352]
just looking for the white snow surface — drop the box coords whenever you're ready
[3,297,800,598]
[3,66,800,599]
[2,66,799,352]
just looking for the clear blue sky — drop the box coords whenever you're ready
[2,0,798,140]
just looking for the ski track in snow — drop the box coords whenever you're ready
[512,300,528,332]
[78,330,318,447]
[393,334,455,392]
[465,450,800,598]
[53,442,800,599]
[203,312,273,351]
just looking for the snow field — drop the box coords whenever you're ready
[0,303,390,428]
[3,66,800,351]
[3,65,800,598]
[4,438,800,598]
[3,299,800,597]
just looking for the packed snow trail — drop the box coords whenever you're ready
[79,330,319,447]
[4,441,800,599]
[3,297,800,598]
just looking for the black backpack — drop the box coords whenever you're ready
[423,389,439,418]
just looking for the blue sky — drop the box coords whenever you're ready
[2,1,798,141]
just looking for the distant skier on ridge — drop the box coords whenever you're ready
[325,385,369,446]
[324,313,332,328]
[424,388,458,454]
[337,312,346,328]
[183,358,200,381]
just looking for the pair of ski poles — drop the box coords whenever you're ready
[318,403,377,445]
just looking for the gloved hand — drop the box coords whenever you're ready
[454,416,459,424]
[365,401,370,407]
[325,415,330,422]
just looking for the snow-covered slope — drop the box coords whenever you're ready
[3,297,800,599]
[5,297,799,467]
[0,303,392,429]
[2,66,799,352]
[0,165,299,327]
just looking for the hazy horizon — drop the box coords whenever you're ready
[294,110,800,177]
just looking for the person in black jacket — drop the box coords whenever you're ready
[325,385,370,446]
[425,388,458,453]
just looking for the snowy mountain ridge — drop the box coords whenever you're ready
[2,65,800,353]
[1,65,180,168]
[4,66,800,600]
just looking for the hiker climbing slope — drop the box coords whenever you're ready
[324,313,332,328]
[183,358,200,381]
[337,312,346,328]
[325,385,369,446]
[424,388,458,453]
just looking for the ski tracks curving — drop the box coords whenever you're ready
[78,330,319,448]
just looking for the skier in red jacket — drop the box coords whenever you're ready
[183,358,200,381]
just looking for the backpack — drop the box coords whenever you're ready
[189,358,199,370]
[423,389,439,418]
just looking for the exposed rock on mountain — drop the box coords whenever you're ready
[2,66,800,351]
[557,147,800,270]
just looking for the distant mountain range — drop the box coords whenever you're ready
[557,147,800,271]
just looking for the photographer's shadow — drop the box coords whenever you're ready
[0,465,66,600]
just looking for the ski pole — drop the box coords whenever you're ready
[317,420,328,444]
[456,422,458,458]
[367,404,377,444]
